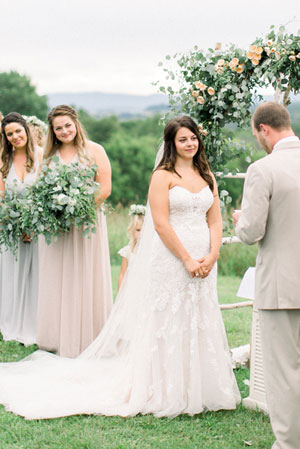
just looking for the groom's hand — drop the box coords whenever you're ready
[232,210,242,226]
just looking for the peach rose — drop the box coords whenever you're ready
[275,52,281,61]
[192,90,198,97]
[201,130,208,136]
[217,67,224,74]
[250,45,257,52]
[296,53,300,59]
[198,123,203,130]
[236,64,244,74]
[252,59,260,66]
[256,46,263,54]
[195,81,202,89]
[197,96,205,104]
[247,51,255,59]
[289,55,296,61]
[217,58,225,66]
[230,57,239,66]
[207,87,215,95]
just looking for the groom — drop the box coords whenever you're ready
[233,102,300,449]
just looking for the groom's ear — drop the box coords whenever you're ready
[259,124,269,135]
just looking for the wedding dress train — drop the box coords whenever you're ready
[0,185,240,419]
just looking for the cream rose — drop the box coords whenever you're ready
[207,87,215,95]
[197,96,205,104]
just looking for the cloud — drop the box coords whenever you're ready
[0,0,299,94]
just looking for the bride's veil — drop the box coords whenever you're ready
[80,143,164,360]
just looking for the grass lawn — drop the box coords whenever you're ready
[0,274,273,449]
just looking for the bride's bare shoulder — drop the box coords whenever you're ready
[150,168,173,191]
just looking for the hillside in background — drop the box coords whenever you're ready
[47,92,169,117]
[47,91,300,119]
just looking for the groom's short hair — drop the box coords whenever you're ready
[252,102,291,132]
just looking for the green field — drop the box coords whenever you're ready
[0,272,274,449]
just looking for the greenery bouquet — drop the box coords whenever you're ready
[0,181,29,256]
[21,156,100,244]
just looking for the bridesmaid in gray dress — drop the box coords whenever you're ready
[0,112,43,345]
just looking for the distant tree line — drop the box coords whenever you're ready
[1,70,300,208]
[78,110,163,205]
[0,70,163,206]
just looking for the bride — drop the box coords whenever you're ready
[0,116,240,419]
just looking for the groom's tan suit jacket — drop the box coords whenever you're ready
[236,139,300,310]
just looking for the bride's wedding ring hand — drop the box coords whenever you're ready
[183,257,202,278]
[198,253,217,278]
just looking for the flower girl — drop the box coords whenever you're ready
[117,204,146,290]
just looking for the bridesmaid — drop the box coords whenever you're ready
[37,105,113,358]
[0,112,43,345]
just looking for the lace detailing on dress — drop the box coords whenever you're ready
[0,184,240,419]
[150,185,213,313]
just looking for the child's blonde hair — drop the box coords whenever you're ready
[127,214,144,251]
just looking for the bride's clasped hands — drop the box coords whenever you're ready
[0,114,240,420]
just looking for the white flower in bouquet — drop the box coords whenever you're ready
[68,198,77,207]
[56,193,70,205]
[21,156,101,244]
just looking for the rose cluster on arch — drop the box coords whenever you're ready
[157,25,300,176]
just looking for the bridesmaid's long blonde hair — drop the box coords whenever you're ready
[44,105,93,165]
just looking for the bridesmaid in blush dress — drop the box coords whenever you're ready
[0,112,43,345]
[37,105,113,358]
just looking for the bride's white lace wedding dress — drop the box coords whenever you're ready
[0,185,240,419]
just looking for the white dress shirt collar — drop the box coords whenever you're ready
[273,136,299,151]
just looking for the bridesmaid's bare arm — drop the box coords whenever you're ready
[88,141,111,204]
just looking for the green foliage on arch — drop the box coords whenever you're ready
[157,25,300,180]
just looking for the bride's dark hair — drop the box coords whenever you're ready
[155,116,214,192]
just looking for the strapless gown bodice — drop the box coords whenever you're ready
[0,181,240,419]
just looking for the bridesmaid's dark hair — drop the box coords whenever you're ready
[1,112,35,179]
[155,115,214,192]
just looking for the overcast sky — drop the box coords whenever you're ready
[0,0,299,95]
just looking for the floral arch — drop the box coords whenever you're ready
[157,25,300,199]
